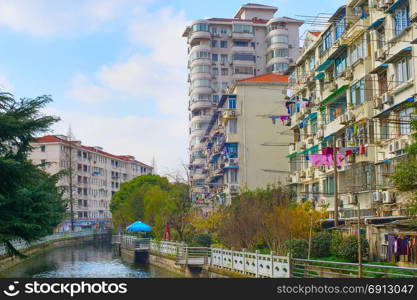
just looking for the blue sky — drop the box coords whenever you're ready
[0,0,345,175]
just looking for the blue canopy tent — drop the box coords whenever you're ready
[126,221,152,233]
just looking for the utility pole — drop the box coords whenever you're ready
[332,137,339,228]
[357,199,362,278]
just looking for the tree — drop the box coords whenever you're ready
[392,103,417,223]
[110,174,192,240]
[0,93,66,257]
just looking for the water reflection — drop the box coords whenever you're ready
[1,239,180,278]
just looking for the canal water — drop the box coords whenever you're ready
[1,239,180,278]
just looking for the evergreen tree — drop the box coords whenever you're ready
[0,92,66,257]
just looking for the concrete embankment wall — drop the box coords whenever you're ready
[130,249,248,278]
[0,233,109,273]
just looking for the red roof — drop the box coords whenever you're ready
[32,135,151,167]
[207,17,268,24]
[239,73,288,83]
[309,30,322,37]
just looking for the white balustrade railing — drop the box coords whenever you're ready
[211,248,290,278]
[0,230,107,256]
[150,240,183,256]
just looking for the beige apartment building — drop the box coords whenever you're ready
[29,135,152,231]
[194,73,290,214]
[288,0,417,257]
[183,3,303,203]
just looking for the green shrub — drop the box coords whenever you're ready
[311,231,332,258]
[284,239,308,258]
[190,233,212,247]
[337,235,369,262]
[330,231,344,257]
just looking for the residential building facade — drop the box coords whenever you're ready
[195,73,290,215]
[183,3,303,203]
[29,135,152,231]
[288,0,416,229]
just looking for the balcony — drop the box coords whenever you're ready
[231,45,255,54]
[191,114,212,124]
[324,114,345,137]
[190,99,214,112]
[231,32,254,41]
[232,73,254,81]
[266,27,288,39]
[189,31,211,45]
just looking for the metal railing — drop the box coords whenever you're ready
[0,230,107,256]
[176,246,211,265]
[292,258,417,278]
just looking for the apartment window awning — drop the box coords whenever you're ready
[373,96,415,118]
[386,0,407,13]
[368,17,385,30]
[327,45,347,61]
[320,85,349,106]
[223,165,239,169]
[385,46,412,63]
[316,59,334,72]
[209,153,221,163]
[304,112,318,122]
[300,144,319,155]
[287,152,298,159]
[370,63,388,74]
[313,72,325,80]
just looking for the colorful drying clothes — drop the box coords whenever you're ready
[270,115,290,125]
[310,154,344,167]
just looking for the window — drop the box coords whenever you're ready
[212,67,219,76]
[234,66,253,75]
[192,79,211,88]
[350,38,364,64]
[192,23,209,32]
[220,40,228,48]
[225,143,238,158]
[220,54,228,63]
[226,119,237,134]
[266,48,289,61]
[320,30,333,55]
[395,55,413,85]
[227,169,238,183]
[212,54,218,62]
[210,27,217,34]
[221,68,228,76]
[350,79,365,106]
[233,41,249,47]
[190,51,210,61]
[221,82,228,89]
[232,24,253,33]
[212,95,219,103]
[233,53,255,61]
[266,63,289,73]
[380,119,390,140]
[211,40,218,48]
[376,26,385,49]
[394,3,410,36]
[324,176,334,195]
[228,97,236,109]
[335,11,346,40]
[335,51,347,76]
[308,56,315,71]
[266,35,289,47]
[40,145,46,152]
[398,107,413,135]
[220,27,228,34]
[192,65,210,74]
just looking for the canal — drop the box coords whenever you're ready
[1,239,180,278]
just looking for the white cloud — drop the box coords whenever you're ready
[0,0,149,37]
[69,6,189,116]
[48,108,188,174]
[0,74,12,92]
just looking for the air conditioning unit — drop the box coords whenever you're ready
[318,166,326,172]
[306,168,314,178]
[289,143,296,152]
[382,93,393,105]
[307,137,314,144]
[343,194,358,205]
[378,0,394,9]
[382,191,395,204]
[286,175,293,183]
[344,70,353,80]
[411,12,417,23]
[299,143,306,150]
[299,171,306,179]
[373,191,382,202]
[373,96,383,109]
[317,129,324,139]
[330,82,338,91]
[375,48,386,61]
[340,113,350,124]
